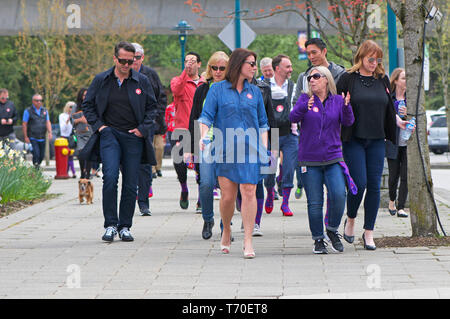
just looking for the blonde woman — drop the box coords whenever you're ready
[188,51,229,240]
[59,101,76,178]
[290,66,353,254]
[337,40,409,250]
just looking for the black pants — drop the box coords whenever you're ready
[79,159,92,179]
[170,134,200,186]
[387,146,408,210]
[137,164,153,210]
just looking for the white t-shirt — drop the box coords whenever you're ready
[59,113,73,137]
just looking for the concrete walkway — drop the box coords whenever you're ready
[0,159,450,299]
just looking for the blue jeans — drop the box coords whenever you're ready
[265,133,298,189]
[301,163,347,240]
[30,138,45,167]
[295,165,303,188]
[199,143,217,222]
[343,138,385,231]
[100,127,144,230]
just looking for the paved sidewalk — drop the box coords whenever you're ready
[0,160,450,299]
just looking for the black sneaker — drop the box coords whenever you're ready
[140,208,152,216]
[326,229,344,252]
[202,220,214,240]
[313,239,328,254]
[157,170,162,177]
[180,191,189,210]
[119,227,134,242]
[102,226,117,242]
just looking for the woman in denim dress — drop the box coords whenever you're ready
[198,48,269,259]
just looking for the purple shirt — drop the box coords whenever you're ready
[290,93,354,164]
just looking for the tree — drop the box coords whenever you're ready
[388,0,442,237]
[66,0,147,92]
[184,0,386,65]
[16,0,71,164]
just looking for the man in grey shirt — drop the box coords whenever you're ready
[292,38,345,108]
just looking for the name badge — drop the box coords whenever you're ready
[301,166,307,173]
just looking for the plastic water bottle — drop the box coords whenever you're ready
[398,100,406,119]
[400,117,416,142]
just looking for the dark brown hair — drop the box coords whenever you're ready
[272,54,290,71]
[225,48,257,89]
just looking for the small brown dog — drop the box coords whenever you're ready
[79,178,93,204]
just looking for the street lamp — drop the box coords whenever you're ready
[172,20,194,71]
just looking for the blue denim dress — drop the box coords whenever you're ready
[198,80,269,185]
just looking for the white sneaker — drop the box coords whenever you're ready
[252,224,263,237]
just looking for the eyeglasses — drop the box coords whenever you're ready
[115,56,134,65]
[367,57,382,64]
[33,99,43,102]
[307,73,325,82]
[134,55,142,60]
[244,61,257,67]
[211,65,226,71]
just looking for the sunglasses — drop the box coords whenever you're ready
[211,65,226,71]
[307,73,324,82]
[367,57,382,64]
[244,61,257,67]
[116,56,134,65]
[33,99,43,102]
[134,55,142,60]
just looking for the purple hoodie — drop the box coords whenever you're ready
[290,93,354,164]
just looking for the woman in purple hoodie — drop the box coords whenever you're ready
[290,66,354,254]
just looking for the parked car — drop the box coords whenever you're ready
[428,115,448,155]
[426,110,446,130]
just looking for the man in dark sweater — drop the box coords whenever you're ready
[0,88,18,148]
[82,41,158,242]
[131,42,167,216]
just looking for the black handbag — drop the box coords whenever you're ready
[68,129,77,149]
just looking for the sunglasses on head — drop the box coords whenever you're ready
[211,65,226,71]
[367,57,382,64]
[244,61,257,67]
[307,73,324,82]
[116,56,134,65]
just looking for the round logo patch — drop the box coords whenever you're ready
[6,108,10,112]
[313,107,319,113]
[276,105,284,112]
[247,93,253,99]
[136,89,142,95]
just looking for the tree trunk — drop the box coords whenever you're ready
[401,0,439,236]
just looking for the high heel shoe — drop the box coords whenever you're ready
[343,218,354,244]
[221,245,231,254]
[362,232,376,250]
[243,245,255,259]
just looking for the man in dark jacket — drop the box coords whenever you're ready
[82,41,158,242]
[0,88,18,148]
[22,94,52,169]
[131,42,167,216]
